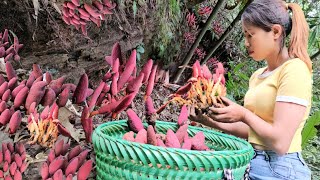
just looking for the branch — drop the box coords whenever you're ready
[186,0,207,8]
[225,0,242,10]
[172,0,226,83]
[200,0,254,65]
[311,49,320,60]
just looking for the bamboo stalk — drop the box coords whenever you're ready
[311,49,320,60]
[200,0,254,66]
[172,0,226,83]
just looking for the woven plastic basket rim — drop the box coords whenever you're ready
[95,152,249,179]
[93,120,253,156]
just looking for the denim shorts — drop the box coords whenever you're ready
[249,149,312,180]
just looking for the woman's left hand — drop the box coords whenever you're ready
[208,97,248,123]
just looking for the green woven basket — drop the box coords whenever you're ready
[92,120,254,180]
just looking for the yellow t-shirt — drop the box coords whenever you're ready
[244,58,312,153]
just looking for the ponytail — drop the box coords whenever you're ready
[287,3,312,71]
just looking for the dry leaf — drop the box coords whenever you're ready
[42,0,48,7]
[22,116,29,123]
[51,1,61,14]
[32,0,40,20]
[65,99,81,117]
[58,107,83,142]
[0,131,13,150]
[164,71,170,84]
[0,57,6,73]
[14,128,28,143]
[35,152,47,159]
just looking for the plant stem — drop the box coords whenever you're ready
[172,0,226,83]
[311,49,320,60]
[308,163,320,171]
[200,0,254,65]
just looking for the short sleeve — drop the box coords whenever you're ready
[276,60,312,107]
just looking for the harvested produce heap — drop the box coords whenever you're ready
[121,60,228,151]
[123,104,212,151]
[159,60,227,114]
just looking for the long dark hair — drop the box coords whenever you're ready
[241,0,312,71]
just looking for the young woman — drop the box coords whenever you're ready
[190,0,312,179]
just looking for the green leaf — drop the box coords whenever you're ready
[136,45,145,54]
[136,53,141,62]
[239,73,249,81]
[227,72,232,79]
[132,1,137,19]
[240,0,249,9]
[302,111,320,148]
[137,0,146,6]
[233,62,245,73]
[309,28,317,47]
[226,94,236,102]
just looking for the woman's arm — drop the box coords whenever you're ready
[242,101,306,155]
[209,97,306,155]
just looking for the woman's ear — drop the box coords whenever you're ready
[271,24,283,40]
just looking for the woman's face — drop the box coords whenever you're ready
[242,23,278,61]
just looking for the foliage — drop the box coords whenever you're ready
[311,59,320,114]
[302,136,320,179]
[302,111,320,148]
[304,49,320,177]
[151,0,183,65]
[225,59,264,104]
[298,0,320,55]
